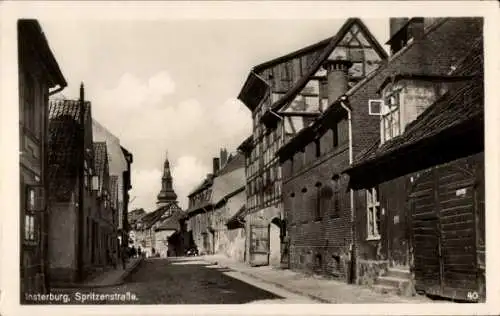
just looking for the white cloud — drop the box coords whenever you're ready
[171,155,210,209]
[97,71,176,112]
[129,168,162,212]
[91,72,252,212]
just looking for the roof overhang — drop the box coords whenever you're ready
[237,135,254,153]
[376,73,474,95]
[18,20,67,89]
[237,71,269,112]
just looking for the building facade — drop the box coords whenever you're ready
[133,154,180,257]
[92,119,132,252]
[47,90,118,284]
[185,149,246,259]
[274,19,388,279]
[236,18,387,267]
[18,19,68,296]
[345,18,484,300]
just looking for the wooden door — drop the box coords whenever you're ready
[249,225,270,266]
[410,169,442,295]
[410,161,481,301]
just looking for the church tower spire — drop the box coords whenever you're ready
[157,151,177,207]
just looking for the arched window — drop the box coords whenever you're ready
[332,175,341,218]
[314,182,322,221]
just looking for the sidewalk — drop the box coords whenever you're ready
[202,254,432,304]
[52,257,143,289]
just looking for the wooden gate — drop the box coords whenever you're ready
[249,225,270,266]
[409,160,483,301]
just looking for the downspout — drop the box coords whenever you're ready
[77,82,85,282]
[340,96,356,284]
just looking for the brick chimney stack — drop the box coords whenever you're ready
[213,157,220,175]
[389,18,410,40]
[322,59,353,104]
[220,148,228,168]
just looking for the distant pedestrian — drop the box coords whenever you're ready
[138,246,142,257]
[120,246,128,270]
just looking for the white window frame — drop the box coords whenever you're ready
[380,90,402,144]
[368,99,384,115]
[366,187,381,240]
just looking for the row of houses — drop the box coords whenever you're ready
[19,19,134,297]
[127,154,186,259]
[183,17,485,301]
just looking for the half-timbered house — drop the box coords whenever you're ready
[237,18,387,268]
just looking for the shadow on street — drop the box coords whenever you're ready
[117,257,285,304]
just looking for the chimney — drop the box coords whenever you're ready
[408,17,425,41]
[389,18,410,40]
[322,59,353,104]
[387,18,425,56]
[213,157,220,175]
[220,148,228,168]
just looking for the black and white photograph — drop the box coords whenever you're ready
[1,1,499,315]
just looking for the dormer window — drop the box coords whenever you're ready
[381,90,401,143]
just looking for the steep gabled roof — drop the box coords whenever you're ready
[347,35,483,173]
[109,175,119,208]
[238,18,387,113]
[47,99,92,202]
[93,142,108,177]
[278,17,483,162]
[268,18,387,114]
[47,118,81,202]
[137,202,181,229]
[156,208,184,231]
[18,19,67,88]
[128,208,146,224]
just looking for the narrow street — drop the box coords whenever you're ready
[53,257,315,304]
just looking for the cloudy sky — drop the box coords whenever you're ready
[39,16,389,212]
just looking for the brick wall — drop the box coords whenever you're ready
[283,140,352,280]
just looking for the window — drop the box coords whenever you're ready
[24,214,36,242]
[381,91,401,143]
[314,182,322,221]
[332,175,341,217]
[332,125,339,148]
[315,139,321,157]
[366,187,381,239]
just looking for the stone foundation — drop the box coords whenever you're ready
[357,259,388,287]
[289,245,352,282]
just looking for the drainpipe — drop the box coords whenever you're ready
[77,82,85,282]
[339,96,356,284]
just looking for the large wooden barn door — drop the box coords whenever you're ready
[410,161,480,301]
[409,169,442,295]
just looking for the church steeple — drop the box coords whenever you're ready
[157,151,177,207]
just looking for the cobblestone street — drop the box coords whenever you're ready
[51,257,315,304]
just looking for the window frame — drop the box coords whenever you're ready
[380,89,402,143]
[314,183,322,221]
[366,186,381,240]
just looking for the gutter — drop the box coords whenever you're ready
[339,96,356,284]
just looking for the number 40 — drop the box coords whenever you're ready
[467,291,479,301]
